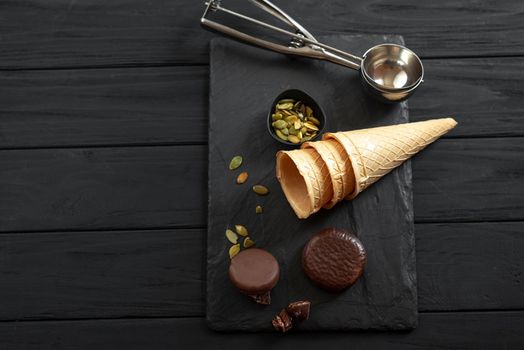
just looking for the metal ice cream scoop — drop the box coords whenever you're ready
[201,0,424,103]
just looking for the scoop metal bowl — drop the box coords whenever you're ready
[201,0,424,103]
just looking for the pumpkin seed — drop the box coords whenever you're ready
[243,237,255,248]
[273,120,287,129]
[294,120,302,130]
[255,205,263,214]
[288,125,298,135]
[236,171,248,184]
[226,229,238,244]
[229,244,241,259]
[306,106,313,118]
[253,185,269,195]
[272,113,283,121]
[281,127,289,135]
[297,131,303,139]
[235,224,248,237]
[304,121,319,131]
[275,129,288,141]
[301,126,307,134]
[308,115,321,125]
[276,102,294,110]
[278,99,295,104]
[285,115,298,123]
[229,155,242,170]
[288,135,300,144]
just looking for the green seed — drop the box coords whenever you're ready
[255,205,263,214]
[273,120,287,129]
[285,115,298,123]
[281,128,289,135]
[276,129,288,141]
[304,121,319,131]
[235,225,248,237]
[301,126,307,133]
[225,229,238,244]
[276,102,294,110]
[272,113,283,121]
[288,135,300,144]
[288,125,298,135]
[229,156,242,170]
[229,244,240,259]
[253,185,269,196]
[243,237,255,248]
[308,115,321,125]
[306,106,313,118]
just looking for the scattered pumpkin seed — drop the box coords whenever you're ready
[226,229,238,244]
[255,205,263,214]
[272,113,283,121]
[236,172,248,184]
[229,244,241,259]
[235,224,248,237]
[253,185,269,195]
[281,127,289,135]
[229,155,242,170]
[243,237,255,248]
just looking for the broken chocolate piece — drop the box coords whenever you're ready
[272,309,293,332]
[250,290,271,305]
[286,300,311,321]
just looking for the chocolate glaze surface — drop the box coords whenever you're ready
[229,248,280,297]
[302,228,366,291]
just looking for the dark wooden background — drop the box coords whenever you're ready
[1,0,523,348]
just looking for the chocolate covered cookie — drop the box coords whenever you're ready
[229,248,280,304]
[302,228,366,291]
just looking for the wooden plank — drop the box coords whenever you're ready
[0,146,207,232]
[0,222,522,321]
[1,138,523,232]
[1,57,523,150]
[0,67,208,148]
[1,0,524,69]
[0,313,523,350]
[412,137,524,222]
[0,229,205,320]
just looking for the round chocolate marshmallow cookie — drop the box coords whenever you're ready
[229,248,280,304]
[302,228,366,291]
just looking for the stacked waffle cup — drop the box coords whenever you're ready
[276,118,457,219]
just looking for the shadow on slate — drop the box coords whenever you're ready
[207,34,417,331]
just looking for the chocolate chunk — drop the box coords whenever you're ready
[272,309,293,332]
[286,300,311,320]
[228,248,280,304]
[302,228,366,291]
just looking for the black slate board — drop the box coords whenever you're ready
[207,35,417,331]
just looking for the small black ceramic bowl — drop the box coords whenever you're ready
[267,89,326,146]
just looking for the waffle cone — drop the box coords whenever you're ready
[276,147,333,219]
[323,118,457,199]
[301,139,354,208]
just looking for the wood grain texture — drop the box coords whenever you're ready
[1,0,524,69]
[0,146,207,232]
[2,57,523,149]
[0,67,208,148]
[0,222,522,321]
[1,138,523,232]
[1,312,523,350]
